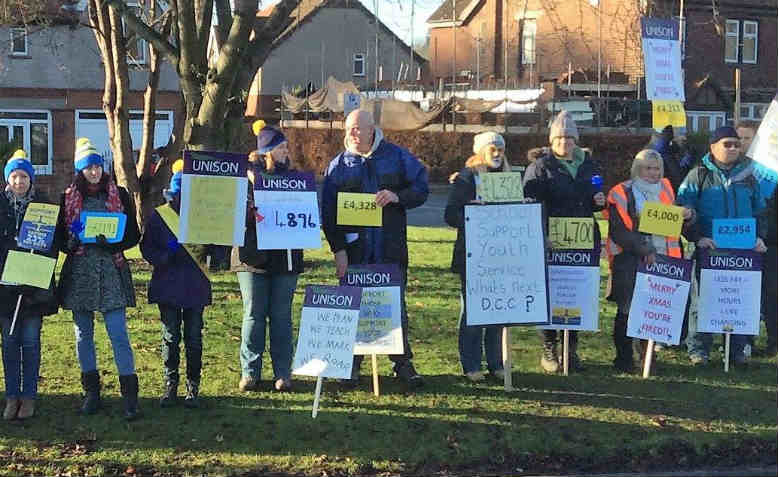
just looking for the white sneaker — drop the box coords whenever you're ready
[465,371,485,382]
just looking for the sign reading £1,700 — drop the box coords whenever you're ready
[548,217,595,250]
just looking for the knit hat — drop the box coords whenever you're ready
[4,149,34,182]
[253,119,286,155]
[169,159,184,196]
[549,111,579,143]
[74,137,104,172]
[472,131,506,154]
[710,126,739,145]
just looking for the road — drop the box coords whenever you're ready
[408,184,448,227]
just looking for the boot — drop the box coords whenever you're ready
[17,399,35,420]
[184,380,199,409]
[80,370,101,415]
[613,313,634,372]
[540,340,560,373]
[569,334,585,372]
[119,374,141,421]
[159,377,178,408]
[3,398,19,420]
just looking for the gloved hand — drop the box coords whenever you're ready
[661,125,674,143]
[66,234,81,252]
[95,234,111,250]
[166,238,183,264]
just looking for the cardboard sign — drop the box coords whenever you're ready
[179,150,248,246]
[464,203,548,326]
[476,172,524,202]
[627,254,692,345]
[337,192,381,227]
[254,171,321,250]
[539,250,600,331]
[549,217,595,250]
[712,218,756,250]
[1,250,56,289]
[340,264,404,355]
[292,285,362,379]
[79,212,127,243]
[697,249,761,335]
[17,203,59,252]
[638,202,684,237]
[652,100,686,130]
[746,94,778,172]
[641,18,684,101]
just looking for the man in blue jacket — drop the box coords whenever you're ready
[322,110,429,389]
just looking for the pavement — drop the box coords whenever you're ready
[407,184,449,227]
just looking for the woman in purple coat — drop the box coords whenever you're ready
[140,160,211,408]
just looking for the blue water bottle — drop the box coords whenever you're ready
[591,174,603,192]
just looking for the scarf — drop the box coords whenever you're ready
[556,147,585,177]
[64,178,126,266]
[632,178,667,255]
[5,185,35,235]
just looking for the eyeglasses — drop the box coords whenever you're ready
[721,141,741,149]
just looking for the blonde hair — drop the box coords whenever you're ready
[465,144,511,174]
[630,149,664,180]
[248,149,277,173]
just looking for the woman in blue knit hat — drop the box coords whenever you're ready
[0,150,60,420]
[55,138,142,420]
[233,121,305,392]
[140,159,211,408]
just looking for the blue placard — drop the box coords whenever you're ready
[18,222,56,252]
[712,218,756,250]
[78,212,127,244]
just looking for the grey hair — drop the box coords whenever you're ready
[630,149,664,180]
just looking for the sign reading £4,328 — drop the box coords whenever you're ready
[337,192,381,227]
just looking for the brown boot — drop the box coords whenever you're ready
[17,399,35,419]
[3,398,20,420]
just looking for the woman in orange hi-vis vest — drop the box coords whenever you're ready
[605,149,694,372]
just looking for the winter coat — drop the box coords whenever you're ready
[56,185,140,313]
[322,137,428,266]
[646,135,685,193]
[522,149,606,249]
[0,189,59,319]
[676,153,767,243]
[444,167,484,274]
[140,202,212,308]
[231,161,304,275]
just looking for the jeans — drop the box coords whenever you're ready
[73,308,136,375]
[237,272,298,380]
[1,315,42,399]
[458,273,503,374]
[159,304,203,383]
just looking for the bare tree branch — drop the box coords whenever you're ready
[213,0,232,45]
[104,0,180,65]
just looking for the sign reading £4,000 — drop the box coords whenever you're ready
[638,202,684,237]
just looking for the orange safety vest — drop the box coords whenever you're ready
[605,178,682,262]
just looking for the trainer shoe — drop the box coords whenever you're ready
[238,376,259,392]
[540,343,560,373]
[394,361,424,388]
[465,371,485,382]
[689,354,708,366]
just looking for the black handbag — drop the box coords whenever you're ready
[238,223,268,268]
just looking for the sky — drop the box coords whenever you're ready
[357,0,440,47]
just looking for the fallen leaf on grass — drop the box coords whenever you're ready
[650,416,668,427]
[215,434,224,442]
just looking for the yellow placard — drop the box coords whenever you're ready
[552,307,582,324]
[652,100,686,130]
[638,202,684,237]
[186,175,237,244]
[549,217,595,249]
[22,203,59,226]
[337,192,382,227]
[477,172,524,202]
[1,250,56,289]
[83,216,120,239]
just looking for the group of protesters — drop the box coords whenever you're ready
[0,109,775,422]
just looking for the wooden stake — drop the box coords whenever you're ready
[724,332,731,373]
[312,375,323,418]
[502,327,512,391]
[642,339,654,378]
[9,295,23,335]
[287,250,293,271]
[562,330,570,376]
[371,354,379,397]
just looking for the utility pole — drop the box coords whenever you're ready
[374,0,379,94]
[410,0,415,85]
[452,0,457,96]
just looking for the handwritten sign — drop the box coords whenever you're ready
[476,172,524,202]
[641,17,684,101]
[549,217,595,249]
[697,249,761,335]
[337,192,381,227]
[254,171,321,250]
[652,100,686,130]
[638,202,684,237]
[179,150,248,246]
[340,264,403,355]
[1,250,56,289]
[627,254,692,345]
[79,212,127,243]
[17,203,59,252]
[712,218,756,250]
[539,250,600,331]
[746,94,778,172]
[464,203,548,326]
[292,285,362,379]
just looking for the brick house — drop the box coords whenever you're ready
[0,1,183,198]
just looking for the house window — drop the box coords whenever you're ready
[0,111,52,175]
[724,20,739,63]
[687,111,726,133]
[124,1,147,65]
[725,19,758,64]
[353,54,365,76]
[742,21,758,64]
[521,19,536,65]
[10,28,27,56]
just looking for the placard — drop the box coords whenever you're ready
[78,211,127,243]
[746,94,778,172]
[652,100,686,130]
[0,250,56,289]
[292,285,362,379]
[712,218,756,250]
[697,249,761,335]
[337,192,381,226]
[179,150,248,246]
[638,202,684,237]
[17,203,59,252]
[539,250,600,331]
[340,264,403,355]
[627,254,692,345]
[549,217,595,250]
[476,172,524,202]
[464,203,548,326]
[254,171,321,250]
[641,18,684,101]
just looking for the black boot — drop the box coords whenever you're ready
[80,370,101,415]
[568,332,585,372]
[159,377,178,408]
[119,374,141,421]
[613,313,634,372]
[184,380,200,409]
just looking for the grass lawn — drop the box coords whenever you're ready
[1,226,776,476]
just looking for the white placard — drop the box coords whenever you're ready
[697,250,762,335]
[255,201,322,250]
[539,250,600,331]
[746,95,778,172]
[641,18,685,101]
[464,203,548,326]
